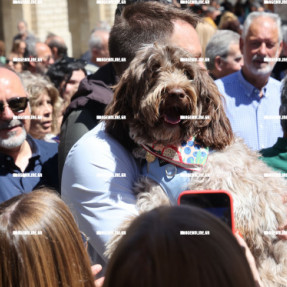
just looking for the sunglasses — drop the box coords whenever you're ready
[0,97,29,113]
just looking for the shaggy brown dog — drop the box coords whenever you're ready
[105,45,233,151]
[104,44,287,287]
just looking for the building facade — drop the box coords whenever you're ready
[0,0,116,58]
[0,1,286,59]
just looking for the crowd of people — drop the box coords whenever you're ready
[1,0,287,286]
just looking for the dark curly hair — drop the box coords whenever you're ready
[46,56,87,96]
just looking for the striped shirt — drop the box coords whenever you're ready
[215,71,283,151]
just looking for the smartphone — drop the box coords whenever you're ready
[178,190,235,233]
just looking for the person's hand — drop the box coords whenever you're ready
[91,264,105,287]
[235,232,263,287]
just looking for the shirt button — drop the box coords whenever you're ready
[165,165,177,179]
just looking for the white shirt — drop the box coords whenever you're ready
[61,122,140,266]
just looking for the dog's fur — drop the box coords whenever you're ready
[104,44,287,287]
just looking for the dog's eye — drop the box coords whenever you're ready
[184,70,194,81]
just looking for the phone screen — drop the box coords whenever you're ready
[179,192,233,229]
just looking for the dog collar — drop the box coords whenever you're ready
[142,137,209,171]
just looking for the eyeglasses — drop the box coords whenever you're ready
[0,97,29,113]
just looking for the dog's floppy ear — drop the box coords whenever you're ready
[193,67,234,150]
[105,46,161,149]
[106,72,133,119]
[106,45,160,119]
[105,70,136,150]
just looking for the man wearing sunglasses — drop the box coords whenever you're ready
[0,67,59,204]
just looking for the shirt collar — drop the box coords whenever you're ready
[238,70,269,99]
[0,135,41,161]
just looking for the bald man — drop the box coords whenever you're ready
[0,68,59,203]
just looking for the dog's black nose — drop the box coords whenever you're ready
[168,88,186,99]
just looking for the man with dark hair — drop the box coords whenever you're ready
[47,56,86,105]
[59,2,201,177]
[61,1,202,268]
[109,1,199,75]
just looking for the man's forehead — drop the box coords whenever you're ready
[0,69,26,98]
[170,20,202,57]
[95,31,109,39]
[37,44,52,55]
[247,17,279,39]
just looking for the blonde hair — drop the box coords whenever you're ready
[196,22,216,58]
[218,12,238,29]
[0,189,94,287]
[21,72,62,135]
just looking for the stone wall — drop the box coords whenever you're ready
[0,1,23,54]
[67,1,116,58]
[0,1,116,58]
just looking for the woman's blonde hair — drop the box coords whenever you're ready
[21,72,63,134]
[218,11,238,29]
[0,189,94,287]
[196,22,216,58]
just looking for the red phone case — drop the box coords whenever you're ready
[178,190,235,234]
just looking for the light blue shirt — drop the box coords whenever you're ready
[142,159,191,204]
[215,71,283,150]
[61,122,140,267]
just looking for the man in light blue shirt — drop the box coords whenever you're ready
[62,122,140,267]
[215,12,283,150]
[61,2,203,269]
